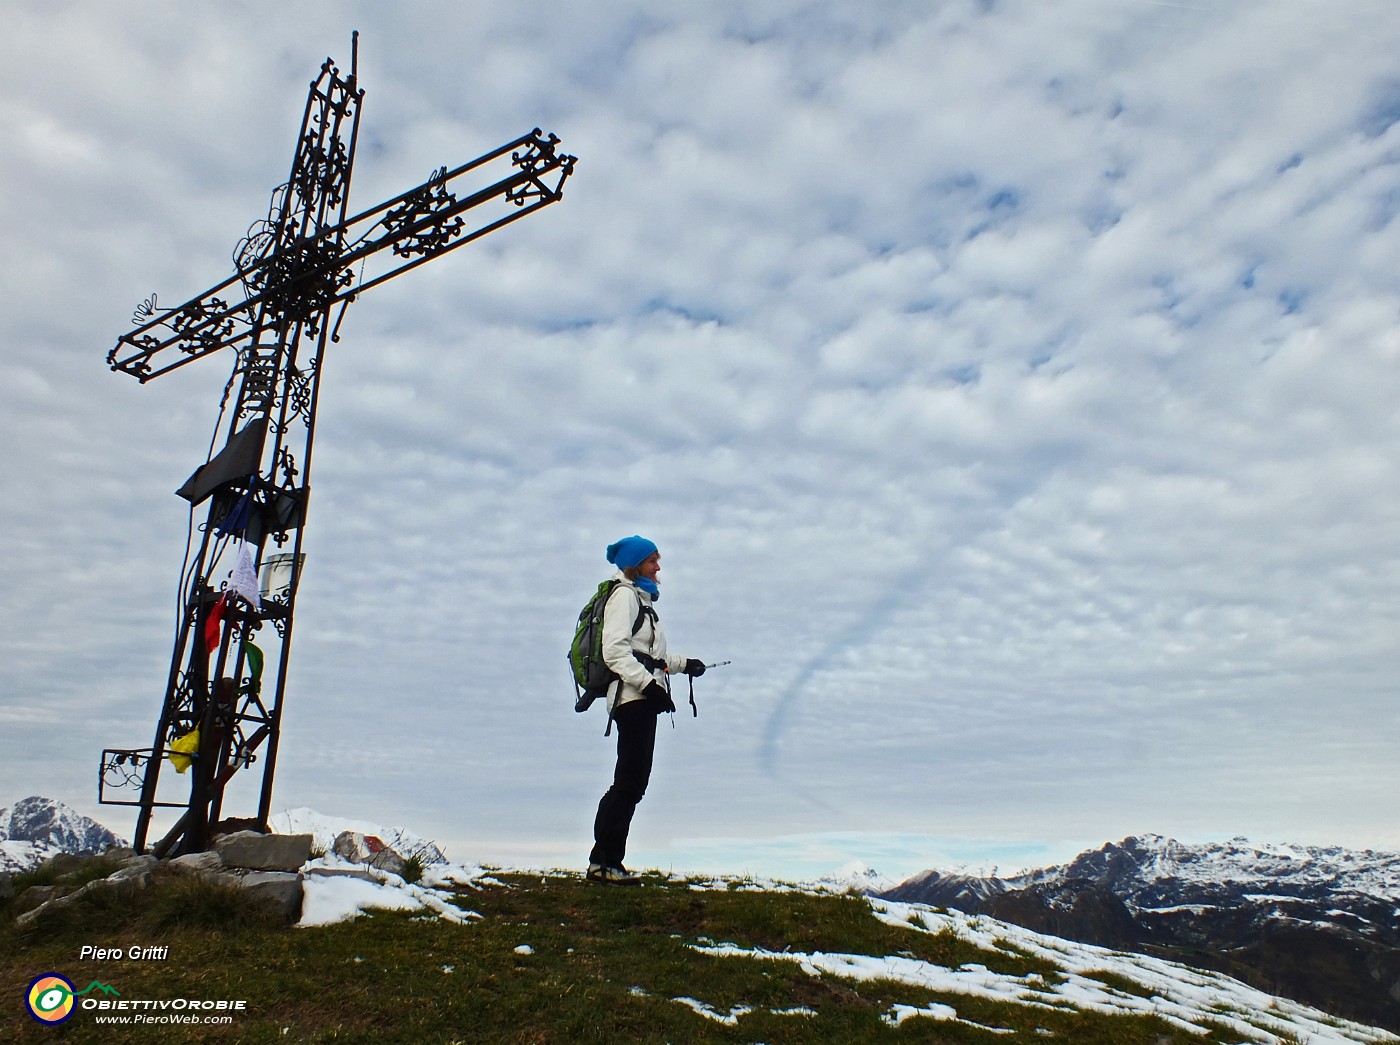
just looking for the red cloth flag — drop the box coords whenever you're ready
[204,593,228,654]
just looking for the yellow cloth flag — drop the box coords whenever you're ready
[169,728,201,773]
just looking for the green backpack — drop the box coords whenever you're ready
[569,579,649,712]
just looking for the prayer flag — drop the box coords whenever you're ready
[216,488,255,537]
[169,728,200,773]
[242,640,265,693]
[204,593,228,655]
[229,540,262,610]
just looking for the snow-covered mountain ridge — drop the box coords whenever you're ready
[1063,833,1400,906]
[882,833,1400,1033]
[896,829,1400,902]
[887,833,1400,935]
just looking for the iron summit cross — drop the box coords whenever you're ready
[99,34,576,856]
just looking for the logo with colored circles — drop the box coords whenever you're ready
[26,973,76,1024]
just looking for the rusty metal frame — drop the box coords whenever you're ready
[100,34,576,856]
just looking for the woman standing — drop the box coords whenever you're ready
[588,535,704,885]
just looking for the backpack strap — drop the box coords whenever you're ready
[632,596,655,635]
[633,650,666,672]
[608,580,652,634]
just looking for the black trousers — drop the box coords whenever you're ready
[590,700,658,868]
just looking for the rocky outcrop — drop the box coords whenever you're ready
[11,834,311,929]
[10,827,422,930]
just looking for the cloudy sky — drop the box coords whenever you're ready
[4,0,1400,881]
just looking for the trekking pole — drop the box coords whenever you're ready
[686,661,730,718]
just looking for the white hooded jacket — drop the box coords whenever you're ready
[600,569,688,713]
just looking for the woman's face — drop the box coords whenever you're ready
[637,552,661,582]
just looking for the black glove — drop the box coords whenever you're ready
[684,659,706,677]
[642,681,676,713]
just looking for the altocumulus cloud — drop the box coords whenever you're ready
[2,0,1399,879]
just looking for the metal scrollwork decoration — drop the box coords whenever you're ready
[131,293,160,327]
[233,184,289,281]
[508,132,573,207]
[99,749,148,800]
[285,365,315,424]
[381,166,466,258]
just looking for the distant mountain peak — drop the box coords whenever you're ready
[815,860,897,894]
[0,796,127,873]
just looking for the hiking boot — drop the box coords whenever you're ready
[586,863,640,886]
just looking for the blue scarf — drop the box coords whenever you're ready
[635,576,659,600]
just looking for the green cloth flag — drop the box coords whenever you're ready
[242,640,264,693]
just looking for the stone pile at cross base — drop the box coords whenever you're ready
[6,829,415,927]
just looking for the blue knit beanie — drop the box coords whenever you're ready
[606,535,658,570]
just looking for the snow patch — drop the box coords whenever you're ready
[673,997,752,1025]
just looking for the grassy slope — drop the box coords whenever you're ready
[0,868,1293,1044]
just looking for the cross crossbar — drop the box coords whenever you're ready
[108,130,574,381]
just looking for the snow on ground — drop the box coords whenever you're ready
[687,899,1400,1044]
[257,813,1400,1042]
[282,857,1400,1041]
[294,853,493,928]
[298,867,427,927]
[266,809,496,927]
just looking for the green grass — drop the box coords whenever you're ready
[1078,967,1159,1000]
[0,869,1259,1043]
[10,852,129,893]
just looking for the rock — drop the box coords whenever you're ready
[15,870,153,929]
[113,855,160,880]
[13,884,59,914]
[81,872,151,901]
[0,871,11,900]
[37,852,87,878]
[369,850,408,877]
[214,831,312,872]
[169,851,225,875]
[212,816,263,836]
[305,865,381,884]
[332,830,380,863]
[239,871,303,923]
[333,831,408,878]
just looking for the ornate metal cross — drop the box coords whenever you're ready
[98,34,576,856]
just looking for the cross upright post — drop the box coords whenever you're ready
[98,34,576,856]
